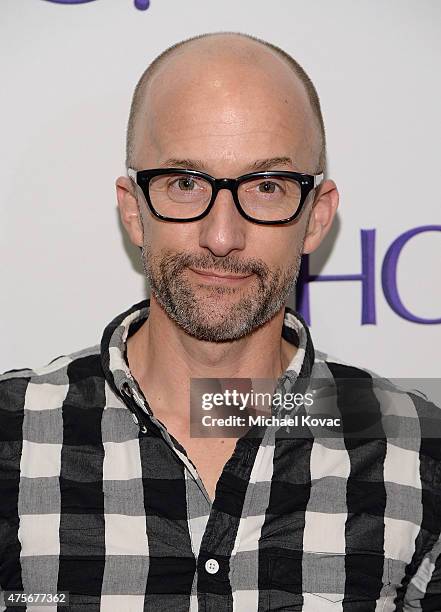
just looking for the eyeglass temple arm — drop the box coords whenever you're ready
[314,173,324,188]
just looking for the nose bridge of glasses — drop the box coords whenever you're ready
[188,176,245,227]
[213,177,238,194]
[209,177,240,209]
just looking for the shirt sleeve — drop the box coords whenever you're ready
[403,533,441,610]
[0,372,29,592]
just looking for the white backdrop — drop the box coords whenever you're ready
[1,0,440,379]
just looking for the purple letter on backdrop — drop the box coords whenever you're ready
[296,229,376,326]
[381,225,441,324]
[44,0,150,9]
[134,0,150,8]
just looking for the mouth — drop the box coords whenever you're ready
[188,267,254,285]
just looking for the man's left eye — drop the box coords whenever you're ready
[258,181,278,193]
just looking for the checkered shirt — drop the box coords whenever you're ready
[1,298,441,611]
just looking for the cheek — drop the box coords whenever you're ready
[143,220,196,253]
[253,227,306,267]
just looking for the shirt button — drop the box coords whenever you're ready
[205,559,219,574]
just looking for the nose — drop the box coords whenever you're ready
[198,186,247,257]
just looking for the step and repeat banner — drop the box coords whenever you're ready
[1,0,440,378]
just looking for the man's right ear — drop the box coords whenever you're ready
[115,176,144,248]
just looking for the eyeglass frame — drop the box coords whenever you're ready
[127,167,324,226]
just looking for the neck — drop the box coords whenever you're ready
[126,294,297,420]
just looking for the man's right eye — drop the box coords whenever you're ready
[176,177,196,190]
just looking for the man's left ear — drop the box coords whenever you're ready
[302,179,339,254]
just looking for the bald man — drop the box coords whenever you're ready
[1,32,441,612]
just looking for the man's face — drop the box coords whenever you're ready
[132,40,322,342]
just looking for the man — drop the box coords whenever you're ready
[1,31,440,612]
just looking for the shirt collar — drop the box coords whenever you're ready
[100,298,315,417]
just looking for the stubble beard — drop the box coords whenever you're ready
[140,245,303,343]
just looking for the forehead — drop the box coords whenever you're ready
[134,40,319,171]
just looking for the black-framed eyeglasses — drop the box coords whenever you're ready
[127,167,324,225]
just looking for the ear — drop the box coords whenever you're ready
[116,176,144,248]
[302,179,339,254]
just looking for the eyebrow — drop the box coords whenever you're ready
[160,157,295,173]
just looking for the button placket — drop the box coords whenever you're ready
[120,382,149,434]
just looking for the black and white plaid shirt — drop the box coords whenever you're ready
[1,298,441,611]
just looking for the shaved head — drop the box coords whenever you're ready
[125,31,326,174]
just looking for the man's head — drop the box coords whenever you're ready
[116,32,339,342]
[125,32,327,174]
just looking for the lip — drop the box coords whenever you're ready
[189,267,253,284]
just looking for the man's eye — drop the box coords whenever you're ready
[258,181,279,193]
[177,178,196,190]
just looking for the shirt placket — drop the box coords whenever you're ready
[120,373,259,611]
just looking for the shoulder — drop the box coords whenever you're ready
[311,349,441,457]
[0,344,102,415]
[311,348,390,385]
[313,349,432,402]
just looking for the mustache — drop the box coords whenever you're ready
[155,250,271,279]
